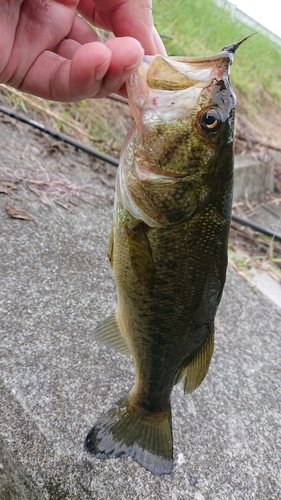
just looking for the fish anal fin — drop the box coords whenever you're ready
[177,328,214,394]
[94,313,130,356]
[85,395,173,475]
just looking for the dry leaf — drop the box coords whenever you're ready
[0,186,11,194]
[0,187,21,200]
[28,184,52,206]
[5,202,38,225]
[78,195,97,206]
[68,198,84,208]
[0,180,21,199]
[54,198,71,210]
[1,180,19,190]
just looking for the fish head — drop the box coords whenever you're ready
[117,45,240,227]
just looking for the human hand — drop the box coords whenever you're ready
[0,0,166,102]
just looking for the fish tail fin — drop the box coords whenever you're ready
[84,394,173,475]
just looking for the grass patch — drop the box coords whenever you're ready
[153,0,281,110]
[228,243,281,285]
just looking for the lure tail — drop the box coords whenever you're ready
[85,394,173,475]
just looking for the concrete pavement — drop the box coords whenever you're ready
[0,115,280,499]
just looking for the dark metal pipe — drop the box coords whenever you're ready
[231,213,281,242]
[0,106,119,167]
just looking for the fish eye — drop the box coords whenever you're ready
[199,108,224,134]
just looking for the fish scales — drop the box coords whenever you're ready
[113,199,228,399]
[85,37,252,475]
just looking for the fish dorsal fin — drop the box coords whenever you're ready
[176,328,214,394]
[94,313,131,355]
[146,55,198,90]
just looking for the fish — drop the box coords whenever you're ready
[85,38,250,475]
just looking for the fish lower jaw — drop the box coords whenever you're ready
[136,158,187,182]
[122,196,164,227]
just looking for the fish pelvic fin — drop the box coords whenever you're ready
[93,312,131,356]
[125,222,156,289]
[84,395,173,475]
[176,328,214,394]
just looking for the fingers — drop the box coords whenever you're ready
[78,0,167,56]
[20,37,144,101]
[67,11,101,45]
[0,2,19,72]
[1,0,165,102]
[20,42,111,101]
[106,0,167,56]
[56,39,81,60]
[94,37,145,98]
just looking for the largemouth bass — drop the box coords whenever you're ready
[85,39,249,475]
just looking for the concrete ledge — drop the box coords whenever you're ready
[0,435,46,500]
[234,153,274,201]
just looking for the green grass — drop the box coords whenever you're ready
[153,0,281,109]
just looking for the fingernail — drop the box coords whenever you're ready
[95,57,111,81]
[124,51,144,74]
[153,26,167,56]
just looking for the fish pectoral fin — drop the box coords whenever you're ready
[85,395,173,475]
[176,327,214,394]
[107,223,114,268]
[126,222,156,289]
[93,312,131,355]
